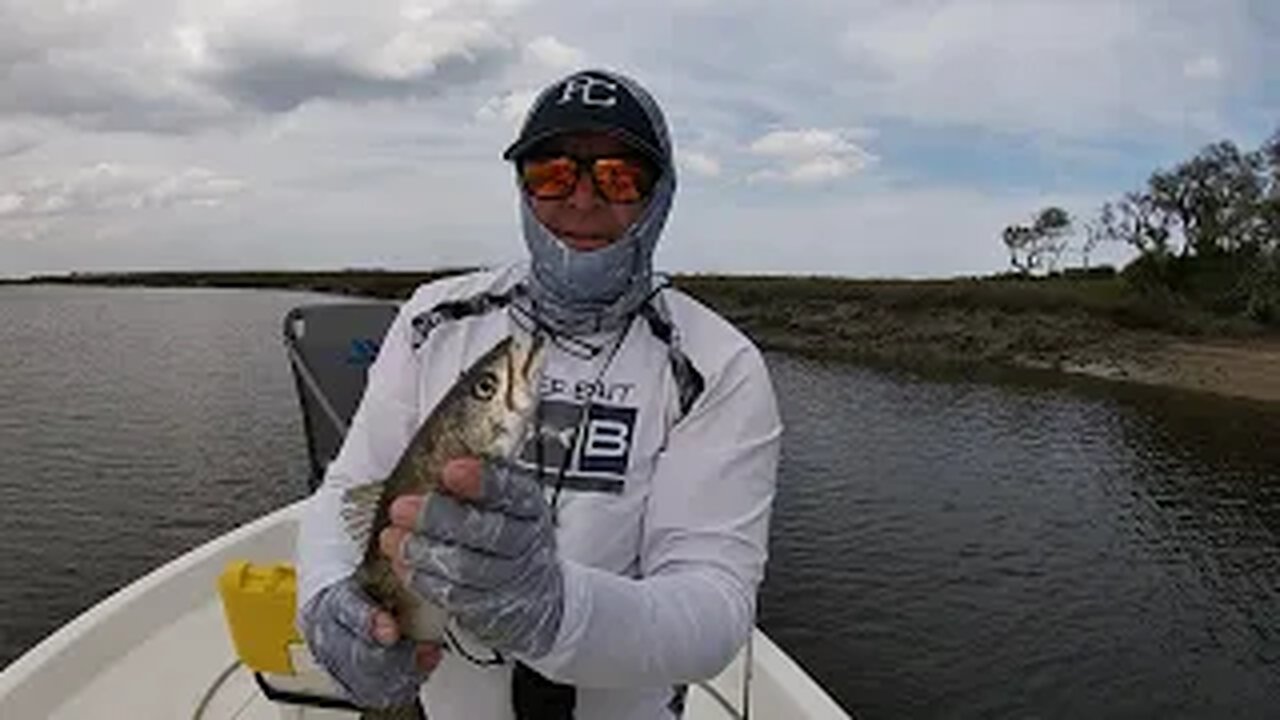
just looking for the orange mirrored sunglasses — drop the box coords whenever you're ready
[520,154,656,204]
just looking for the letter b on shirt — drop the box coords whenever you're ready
[580,405,636,475]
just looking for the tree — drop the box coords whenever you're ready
[1091,129,1280,324]
[1147,140,1268,257]
[1262,128,1280,250]
[1002,206,1073,275]
[1080,216,1106,269]
[1264,128,1280,185]
[1002,224,1036,275]
[1096,193,1170,255]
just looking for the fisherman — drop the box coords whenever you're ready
[297,68,782,719]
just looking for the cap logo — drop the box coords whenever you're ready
[558,75,618,108]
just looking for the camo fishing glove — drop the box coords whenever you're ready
[400,460,565,658]
[299,576,432,708]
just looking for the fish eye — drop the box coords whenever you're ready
[471,371,500,401]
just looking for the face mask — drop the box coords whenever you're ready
[509,69,677,336]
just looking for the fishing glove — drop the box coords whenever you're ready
[401,460,565,658]
[299,576,432,708]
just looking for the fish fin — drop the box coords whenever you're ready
[339,480,385,546]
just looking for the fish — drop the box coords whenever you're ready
[338,333,545,718]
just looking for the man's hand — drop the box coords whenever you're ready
[299,577,442,708]
[379,457,565,658]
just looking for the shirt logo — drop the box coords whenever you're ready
[558,75,618,108]
[516,399,636,494]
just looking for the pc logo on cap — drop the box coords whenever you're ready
[502,69,665,163]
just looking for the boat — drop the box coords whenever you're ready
[0,302,852,719]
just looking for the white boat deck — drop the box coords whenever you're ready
[0,502,850,719]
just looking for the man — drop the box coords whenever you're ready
[297,68,782,719]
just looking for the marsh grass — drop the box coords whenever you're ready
[10,269,1274,370]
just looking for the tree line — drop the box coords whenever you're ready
[1003,128,1280,324]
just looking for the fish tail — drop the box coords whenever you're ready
[341,479,387,546]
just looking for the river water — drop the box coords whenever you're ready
[1,285,1277,718]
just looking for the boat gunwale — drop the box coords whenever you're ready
[0,501,305,714]
[1,499,850,718]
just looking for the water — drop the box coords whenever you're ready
[758,359,1280,718]
[0,285,324,667]
[2,286,1278,718]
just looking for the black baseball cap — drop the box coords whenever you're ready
[502,70,666,164]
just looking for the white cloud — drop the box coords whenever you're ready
[839,1,1250,135]
[750,129,868,158]
[142,167,246,208]
[0,0,526,129]
[1183,54,1225,81]
[475,88,537,126]
[1,0,1274,278]
[680,150,721,178]
[524,36,585,69]
[786,156,853,184]
[2,163,246,221]
[0,193,23,216]
[663,185,1125,278]
[748,129,876,184]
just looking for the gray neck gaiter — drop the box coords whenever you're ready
[514,70,677,337]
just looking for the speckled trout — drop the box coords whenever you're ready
[338,334,544,718]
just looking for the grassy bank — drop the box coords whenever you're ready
[10,269,1279,401]
[674,274,1269,366]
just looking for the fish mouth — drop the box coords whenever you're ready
[504,333,545,415]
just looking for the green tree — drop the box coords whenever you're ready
[1080,213,1111,270]
[1097,193,1170,256]
[1002,206,1072,275]
[1261,129,1280,248]
[1147,140,1269,257]
[1094,130,1280,322]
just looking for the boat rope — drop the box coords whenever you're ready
[283,336,349,438]
[690,630,754,720]
[696,679,742,718]
[191,659,244,720]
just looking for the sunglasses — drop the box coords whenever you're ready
[519,154,656,204]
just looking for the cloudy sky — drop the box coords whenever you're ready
[2,0,1277,279]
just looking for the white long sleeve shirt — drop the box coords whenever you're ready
[297,264,781,719]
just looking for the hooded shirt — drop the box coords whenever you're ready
[298,266,781,719]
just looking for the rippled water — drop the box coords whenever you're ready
[760,357,1280,718]
[2,286,1278,718]
[0,286,322,667]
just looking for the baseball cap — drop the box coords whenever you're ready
[502,69,665,163]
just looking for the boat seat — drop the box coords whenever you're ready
[282,302,399,491]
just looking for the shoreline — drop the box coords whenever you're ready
[7,271,1278,405]
[748,323,1280,406]
[1050,339,1280,404]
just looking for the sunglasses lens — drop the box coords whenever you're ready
[592,158,650,203]
[521,155,654,203]
[522,157,579,199]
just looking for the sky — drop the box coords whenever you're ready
[1,0,1278,279]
